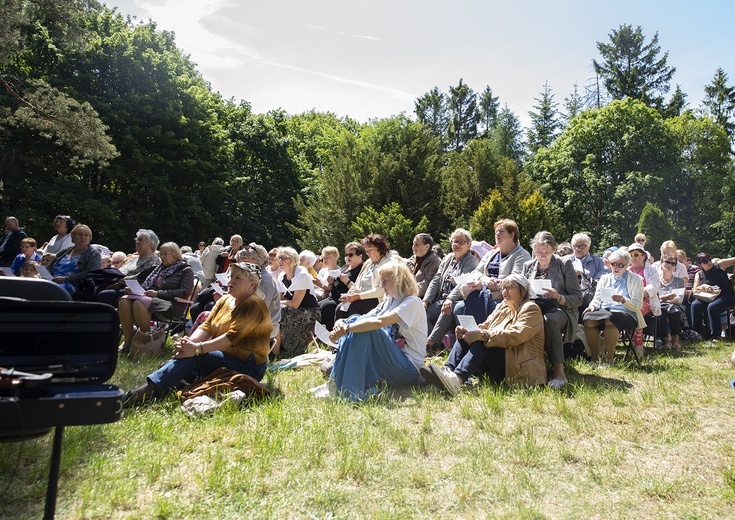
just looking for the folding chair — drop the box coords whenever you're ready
[156,279,201,340]
[619,329,643,367]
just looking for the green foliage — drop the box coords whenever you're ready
[469,189,508,242]
[527,81,561,154]
[515,190,556,247]
[527,99,677,249]
[593,24,675,108]
[637,203,673,253]
[448,78,478,151]
[414,86,449,152]
[478,85,500,136]
[349,202,429,257]
[702,68,735,144]
[440,139,519,229]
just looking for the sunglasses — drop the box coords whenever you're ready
[611,262,626,269]
[664,260,677,266]
[345,252,359,257]
[630,252,645,258]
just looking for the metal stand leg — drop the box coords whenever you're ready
[44,426,64,520]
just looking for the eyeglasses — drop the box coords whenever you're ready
[451,240,468,245]
[277,255,289,260]
[21,245,34,249]
[630,252,645,258]
[664,260,677,266]
[610,262,626,269]
[345,252,359,257]
[572,244,588,249]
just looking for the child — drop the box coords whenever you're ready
[20,260,41,278]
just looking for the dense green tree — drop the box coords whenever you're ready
[414,86,449,152]
[447,79,478,151]
[526,81,561,154]
[701,68,735,144]
[527,99,677,249]
[592,24,675,108]
[469,189,509,243]
[637,203,673,255]
[478,85,500,136]
[439,138,518,228]
[664,112,733,255]
[0,0,117,179]
[350,203,429,257]
[491,105,524,164]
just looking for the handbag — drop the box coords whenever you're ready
[693,289,720,303]
[130,328,166,359]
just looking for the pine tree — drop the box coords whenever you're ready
[563,82,584,125]
[448,79,478,151]
[593,24,676,108]
[702,68,735,143]
[414,86,449,152]
[527,81,561,154]
[478,85,500,136]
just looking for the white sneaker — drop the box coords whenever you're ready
[548,378,566,390]
[721,329,727,338]
[430,364,462,395]
[308,379,337,399]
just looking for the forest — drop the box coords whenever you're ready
[2,0,734,257]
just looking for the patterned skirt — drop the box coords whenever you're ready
[279,305,321,357]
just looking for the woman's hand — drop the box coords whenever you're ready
[463,330,485,345]
[340,293,360,303]
[339,273,350,284]
[582,306,595,314]
[441,299,453,314]
[173,337,198,359]
[455,325,467,339]
[612,294,625,303]
[465,280,484,292]
[144,289,158,298]
[661,293,675,302]
[52,276,66,284]
[329,321,350,342]
[543,287,561,300]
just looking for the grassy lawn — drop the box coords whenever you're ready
[2,340,735,519]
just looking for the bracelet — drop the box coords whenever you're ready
[195,343,202,356]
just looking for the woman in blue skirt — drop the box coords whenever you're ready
[311,261,427,401]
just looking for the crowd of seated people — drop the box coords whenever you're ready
[4,212,735,402]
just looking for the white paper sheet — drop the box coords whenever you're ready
[457,315,480,332]
[215,273,229,285]
[34,265,54,281]
[529,279,552,295]
[328,269,342,279]
[211,283,225,295]
[124,279,146,295]
[572,258,583,272]
[452,271,482,286]
[1,267,16,276]
[600,287,615,303]
[314,321,337,348]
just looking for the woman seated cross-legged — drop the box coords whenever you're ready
[310,261,427,401]
[124,262,272,405]
[421,274,546,394]
[582,249,645,365]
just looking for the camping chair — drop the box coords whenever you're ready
[156,279,200,341]
[619,329,643,367]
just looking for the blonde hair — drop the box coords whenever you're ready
[20,260,40,278]
[277,246,299,266]
[70,224,92,241]
[159,242,183,262]
[321,246,339,260]
[377,261,418,298]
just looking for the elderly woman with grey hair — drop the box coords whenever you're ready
[423,228,479,353]
[582,249,645,364]
[96,229,161,306]
[277,246,320,357]
[523,231,582,389]
[421,273,546,394]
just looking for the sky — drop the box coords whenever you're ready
[103,0,734,129]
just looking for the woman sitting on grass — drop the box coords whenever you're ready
[124,262,272,405]
[311,261,427,401]
[421,273,546,395]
